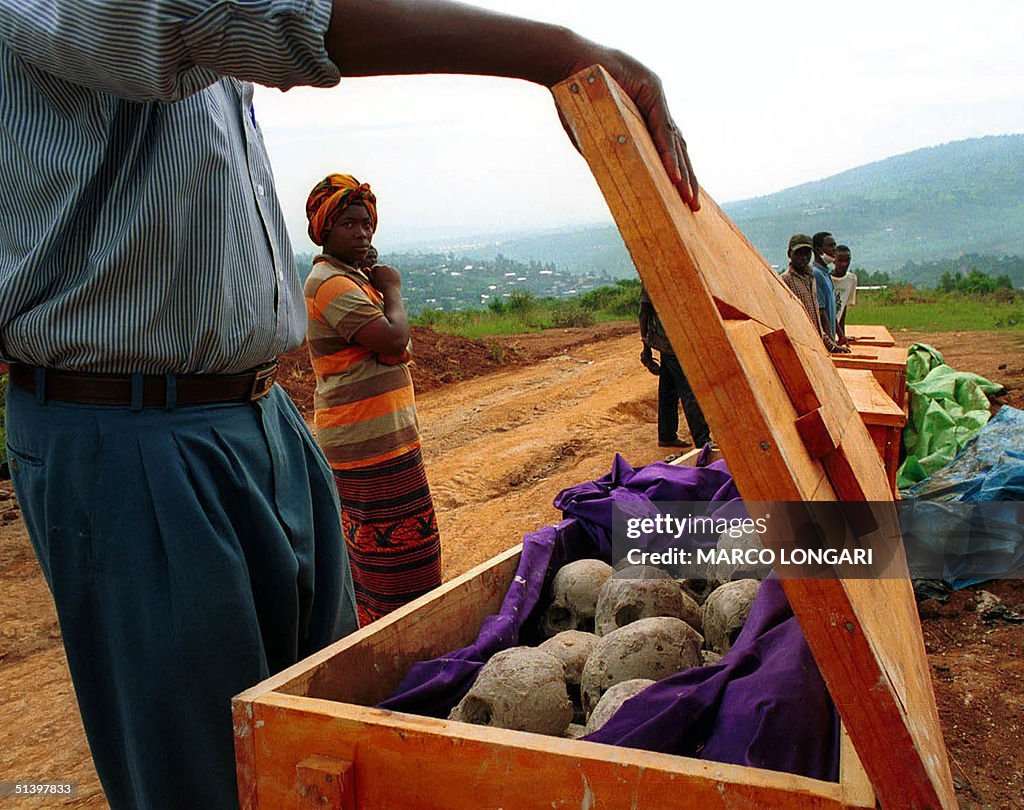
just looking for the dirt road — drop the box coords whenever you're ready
[1,325,1022,808]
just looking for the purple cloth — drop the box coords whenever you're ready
[583,576,839,780]
[379,454,839,782]
[376,518,590,717]
[552,454,739,557]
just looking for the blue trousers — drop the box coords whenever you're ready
[6,383,358,809]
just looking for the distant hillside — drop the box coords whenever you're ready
[453,225,636,278]
[421,135,1024,286]
[726,134,1024,274]
[294,250,615,313]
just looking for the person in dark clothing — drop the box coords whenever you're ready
[639,285,711,448]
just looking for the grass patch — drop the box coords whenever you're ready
[415,280,1024,338]
[848,288,1024,331]
[413,279,640,338]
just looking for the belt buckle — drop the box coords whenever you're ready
[249,364,277,401]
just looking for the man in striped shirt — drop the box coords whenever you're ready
[0,1,701,807]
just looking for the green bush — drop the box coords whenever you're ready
[551,304,596,328]
[415,308,444,327]
[577,278,641,316]
[504,290,536,314]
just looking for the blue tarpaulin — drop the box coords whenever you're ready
[901,406,1024,587]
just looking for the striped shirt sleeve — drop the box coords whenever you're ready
[0,0,339,101]
[314,275,386,343]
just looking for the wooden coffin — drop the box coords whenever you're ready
[235,66,953,810]
[839,368,907,495]
[234,540,877,810]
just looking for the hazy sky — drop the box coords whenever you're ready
[253,0,1024,251]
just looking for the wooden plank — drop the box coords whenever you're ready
[234,701,259,810]
[669,445,724,467]
[839,369,905,428]
[796,409,837,459]
[846,324,896,347]
[839,368,906,495]
[234,545,521,707]
[246,692,866,810]
[832,345,908,407]
[552,65,954,809]
[839,723,876,808]
[762,328,822,415]
[296,756,355,809]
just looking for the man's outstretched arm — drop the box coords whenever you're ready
[326,0,699,211]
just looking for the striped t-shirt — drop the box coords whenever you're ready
[304,256,420,470]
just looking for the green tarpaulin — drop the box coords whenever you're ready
[897,343,1004,490]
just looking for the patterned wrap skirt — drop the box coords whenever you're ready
[334,445,442,625]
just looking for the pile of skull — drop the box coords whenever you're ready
[448,557,764,739]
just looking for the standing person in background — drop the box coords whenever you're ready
[639,284,711,448]
[305,174,441,626]
[0,0,699,806]
[832,245,858,346]
[781,235,850,354]
[812,231,839,342]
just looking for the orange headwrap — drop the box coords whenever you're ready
[305,173,378,246]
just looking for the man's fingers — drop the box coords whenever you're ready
[645,102,699,212]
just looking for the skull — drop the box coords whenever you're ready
[580,616,703,718]
[702,579,761,654]
[538,630,598,686]
[595,565,702,636]
[538,630,598,724]
[705,528,772,582]
[448,647,572,736]
[677,577,721,606]
[540,559,613,637]
[584,678,655,734]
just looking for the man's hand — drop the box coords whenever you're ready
[640,346,660,375]
[369,264,402,293]
[570,49,699,211]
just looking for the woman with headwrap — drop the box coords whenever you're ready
[304,174,441,626]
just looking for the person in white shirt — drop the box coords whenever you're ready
[832,245,858,346]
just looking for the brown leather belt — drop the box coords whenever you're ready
[9,362,278,407]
